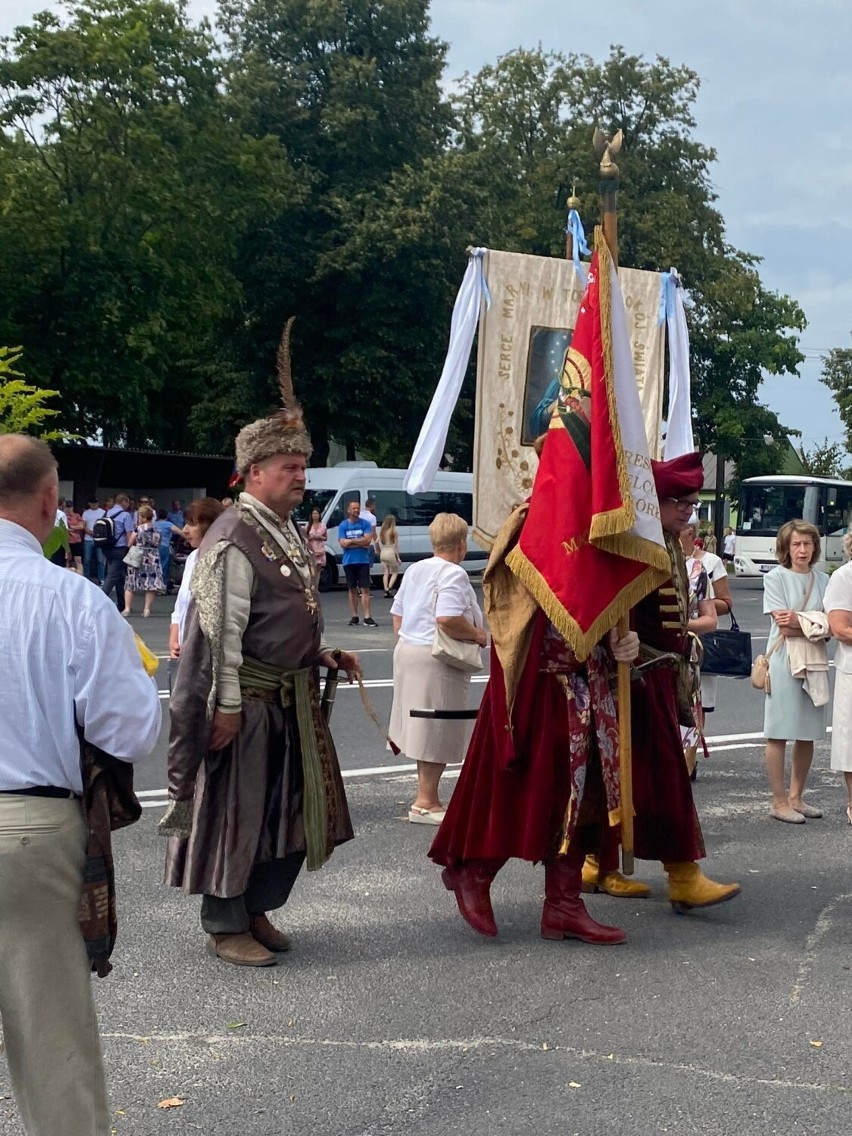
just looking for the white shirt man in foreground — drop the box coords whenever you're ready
[0,435,162,1136]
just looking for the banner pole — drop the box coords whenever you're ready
[615,616,634,875]
[595,128,634,875]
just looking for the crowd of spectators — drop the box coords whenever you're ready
[48,492,236,615]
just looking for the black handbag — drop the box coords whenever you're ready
[700,609,752,678]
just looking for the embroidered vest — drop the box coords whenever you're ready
[634,533,689,656]
[202,507,323,671]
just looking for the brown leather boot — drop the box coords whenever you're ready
[441,859,506,937]
[249,914,292,952]
[541,858,626,945]
[207,932,277,967]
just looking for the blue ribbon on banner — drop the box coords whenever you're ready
[470,247,491,310]
[658,269,679,325]
[565,209,590,282]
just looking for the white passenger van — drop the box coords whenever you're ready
[294,463,483,590]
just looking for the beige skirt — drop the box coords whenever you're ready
[389,640,473,763]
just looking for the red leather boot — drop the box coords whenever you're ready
[541,856,627,945]
[441,859,506,937]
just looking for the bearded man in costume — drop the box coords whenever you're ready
[159,386,359,966]
[428,498,640,946]
[582,451,741,911]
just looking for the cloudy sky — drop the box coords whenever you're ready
[3,0,850,452]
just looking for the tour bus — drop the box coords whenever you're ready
[293,463,484,589]
[734,474,852,577]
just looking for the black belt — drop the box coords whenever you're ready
[0,786,80,800]
[409,709,479,719]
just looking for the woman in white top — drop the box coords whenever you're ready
[824,525,852,824]
[168,497,224,663]
[389,513,485,825]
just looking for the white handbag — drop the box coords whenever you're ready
[430,565,483,674]
[123,545,143,568]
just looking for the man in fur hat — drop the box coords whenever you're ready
[582,451,741,911]
[160,407,359,966]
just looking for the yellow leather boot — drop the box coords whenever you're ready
[664,861,741,913]
[581,855,651,899]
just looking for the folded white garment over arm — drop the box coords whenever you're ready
[787,612,831,706]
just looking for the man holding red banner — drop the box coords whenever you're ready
[583,451,741,911]
[430,232,669,943]
[428,503,642,945]
[430,231,739,940]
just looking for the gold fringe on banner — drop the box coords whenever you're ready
[505,542,667,662]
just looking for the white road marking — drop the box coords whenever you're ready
[137,724,808,810]
[96,1031,852,1094]
[333,648,394,653]
[790,891,852,1006]
[157,674,489,698]
[703,742,764,752]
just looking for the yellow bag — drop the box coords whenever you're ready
[134,634,159,678]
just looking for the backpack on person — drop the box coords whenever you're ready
[92,513,117,549]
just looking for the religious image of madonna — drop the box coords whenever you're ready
[522,326,574,444]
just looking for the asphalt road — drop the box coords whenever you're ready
[2,577,851,1136]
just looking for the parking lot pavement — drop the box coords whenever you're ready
[2,576,850,1134]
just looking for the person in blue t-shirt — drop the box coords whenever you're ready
[339,499,378,626]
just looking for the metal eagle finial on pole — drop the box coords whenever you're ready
[594,127,622,269]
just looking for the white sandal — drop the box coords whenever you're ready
[408,807,445,825]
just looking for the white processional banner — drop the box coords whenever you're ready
[473,250,666,549]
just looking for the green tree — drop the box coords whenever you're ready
[0,345,74,439]
[0,0,293,449]
[218,0,458,464]
[821,348,852,451]
[801,437,847,479]
[450,46,806,476]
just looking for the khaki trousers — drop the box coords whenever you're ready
[0,795,109,1136]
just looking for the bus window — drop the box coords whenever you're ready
[369,490,474,527]
[822,484,852,535]
[291,489,336,526]
[325,491,360,530]
[369,491,408,524]
[738,485,807,536]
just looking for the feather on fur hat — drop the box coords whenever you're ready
[234,317,313,474]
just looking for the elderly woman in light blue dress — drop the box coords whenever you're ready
[763,520,829,823]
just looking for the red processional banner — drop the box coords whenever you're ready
[506,229,670,660]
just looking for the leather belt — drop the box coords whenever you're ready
[0,786,80,800]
